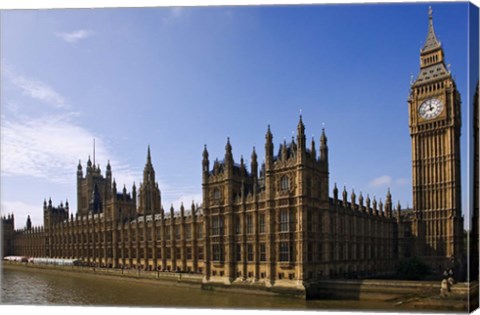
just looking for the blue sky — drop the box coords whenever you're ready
[1,1,477,230]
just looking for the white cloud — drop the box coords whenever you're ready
[10,75,67,109]
[56,29,92,43]
[1,113,140,187]
[369,175,392,187]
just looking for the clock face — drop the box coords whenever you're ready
[418,98,444,120]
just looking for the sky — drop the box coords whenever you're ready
[0,1,477,230]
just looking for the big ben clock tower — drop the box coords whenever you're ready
[408,7,463,270]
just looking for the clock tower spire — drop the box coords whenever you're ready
[408,7,463,272]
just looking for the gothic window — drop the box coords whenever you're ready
[280,209,290,232]
[246,214,253,234]
[197,224,203,239]
[212,216,224,236]
[175,226,180,239]
[258,213,265,234]
[212,244,223,261]
[259,243,266,261]
[198,246,204,260]
[280,176,290,191]
[186,247,192,260]
[279,242,290,262]
[247,244,253,261]
[213,189,221,201]
[185,225,191,240]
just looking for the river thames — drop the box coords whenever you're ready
[0,265,407,314]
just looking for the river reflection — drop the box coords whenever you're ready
[1,266,399,312]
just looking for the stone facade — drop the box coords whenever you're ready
[406,7,464,274]
[2,8,469,289]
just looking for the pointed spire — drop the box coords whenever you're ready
[225,137,233,166]
[320,128,328,163]
[202,144,210,176]
[422,6,441,52]
[320,128,327,146]
[359,191,364,209]
[333,183,338,200]
[251,146,258,178]
[225,137,232,153]
[265,124,273,143]
[203,144,209,160]
[147,145,152,164]
[297,114,305,135]
[311,136,316,159]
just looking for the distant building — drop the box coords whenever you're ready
[2,8,468,291]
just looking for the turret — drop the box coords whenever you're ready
[86,156,92,174]
[310,136,316,160]
[320,128,328,163]
[396,201,402,222]
[26,215,32,230]
[296,115,306,162]
[132,182,137,204]
[77,160,83,178]
[281,139,288,161]
[342,186,348,208]
[385,188,393,218]
[373,197,378,215]
[358,191,364,210]
[112,178,117,195]
[202,145,209,177]
[106,160,112,179]
[225,137,233,166]
[265,125,273,170]
[350,189,356,210]
[143,146,155,184]
[366,194,371,214]
[333,183,338,202]
[180,202,185,218]
[251,147,258,179]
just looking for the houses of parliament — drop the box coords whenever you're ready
[2,8,478,291]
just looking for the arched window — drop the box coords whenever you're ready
[280,176,290,191]
[213,188,221,200]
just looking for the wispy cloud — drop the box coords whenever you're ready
[1,64,139,188]
[10,75,67,109]
[369,175,392,187]
[1,113,140,186]
[56,29,92,43]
